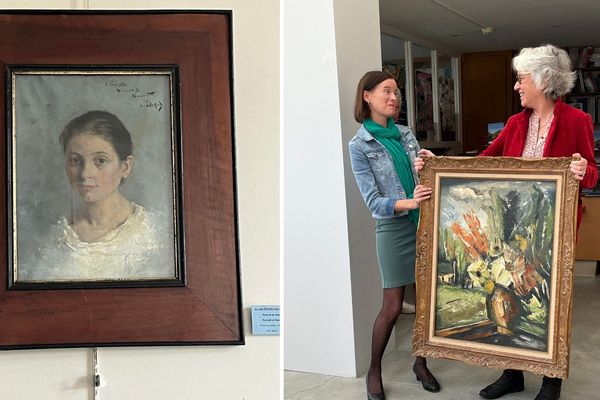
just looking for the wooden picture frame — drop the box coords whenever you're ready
[413,156,579,378]
[0,11,242,348]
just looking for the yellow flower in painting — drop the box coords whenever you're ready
[466,256,514,291]
[490,256,513,287]
[467,259,489,287]
[484,279,495,294]
[514,233,528,253]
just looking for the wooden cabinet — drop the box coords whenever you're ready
[576,196,600,260]
[461,51,519,153]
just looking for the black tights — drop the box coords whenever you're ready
[367,285,434,393]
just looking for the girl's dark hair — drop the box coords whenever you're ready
[60,110,133,160]
[354,71,395,123]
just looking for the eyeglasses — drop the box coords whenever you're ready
[516,73,531,84]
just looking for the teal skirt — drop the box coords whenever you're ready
[375,216,417,289]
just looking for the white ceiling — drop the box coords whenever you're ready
[379,0,600,54]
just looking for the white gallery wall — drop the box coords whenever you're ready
[0,1,279,399]
[284,0,388,377]
[283,0,355,377]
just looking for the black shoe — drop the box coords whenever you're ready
[479,369,524,399]
[534,376,561,400]
[413,362,441,393]
[366,375,385,400]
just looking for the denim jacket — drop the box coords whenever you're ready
[348,124,420,220]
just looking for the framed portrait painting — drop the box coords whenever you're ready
[8,66,184,288]
[0,11,242,348]
[413,156,579,378]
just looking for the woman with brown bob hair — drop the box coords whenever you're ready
[348,71,440,399]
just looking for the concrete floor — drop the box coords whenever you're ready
[285,276,600,400]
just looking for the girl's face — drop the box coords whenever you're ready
[65,133,133,204]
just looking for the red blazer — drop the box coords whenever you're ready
[482,99,598,231]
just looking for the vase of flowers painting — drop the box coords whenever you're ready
[434,179,555,351]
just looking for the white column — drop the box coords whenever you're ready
[431,49,441,141]
[404,41,416,133]
[452,56,463,143]
[333,0,393,376]
[284,0,385,377]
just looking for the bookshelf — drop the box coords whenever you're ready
[566,47,600,124]
[565,68,600,126]
[566,48,600,197]
[568,48,600,264]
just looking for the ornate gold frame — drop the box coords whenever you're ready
[412,156,579,378]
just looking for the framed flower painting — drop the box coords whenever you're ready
[412,156,579,378]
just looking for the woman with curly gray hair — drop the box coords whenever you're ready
[478,44,598,400]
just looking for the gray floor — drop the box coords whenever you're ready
[285,276,600,400]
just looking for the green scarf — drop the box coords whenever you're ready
[364,117,419,225]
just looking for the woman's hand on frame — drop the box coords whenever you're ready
[414,149,435,172]
[413,184,433,208]
[570,153,587,181]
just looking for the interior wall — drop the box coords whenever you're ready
[283,0,356,377]
[332,0,390,376]
[0,1,279,399]
[283,0,388,377]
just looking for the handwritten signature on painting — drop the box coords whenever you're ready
[104,79,163,112]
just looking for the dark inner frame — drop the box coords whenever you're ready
[0,11,242,348]
[7,64,186,290]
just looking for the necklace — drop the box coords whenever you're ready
[523,112,553,158]
[534,112,553,142]
[535,113,553,128]
[540,117,552,130]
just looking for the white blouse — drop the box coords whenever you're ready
[21,203,175,282]
[522,113,554,158]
